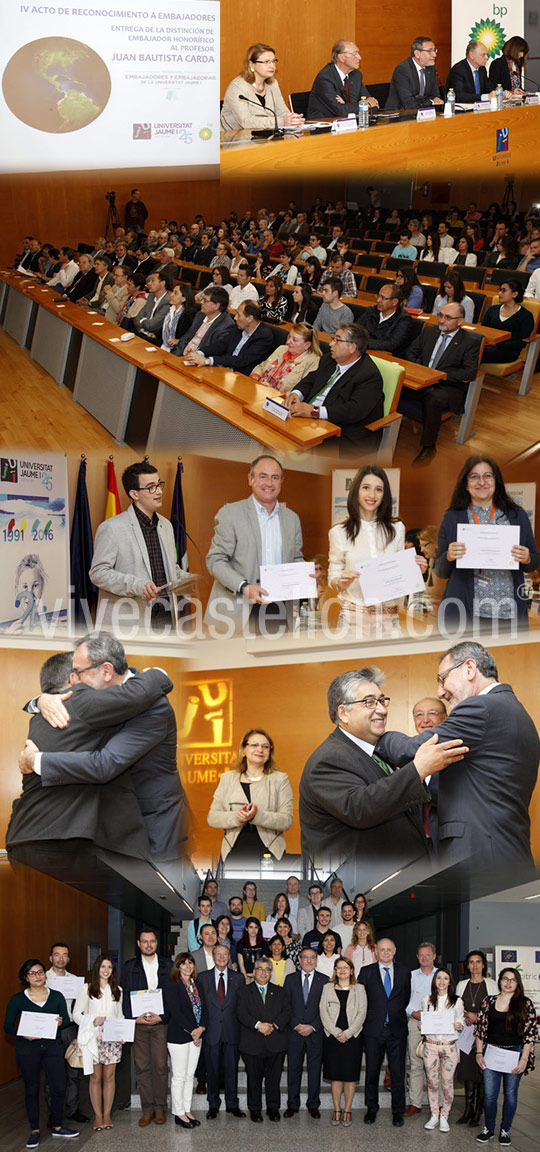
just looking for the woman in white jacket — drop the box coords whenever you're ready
[207,728,294,863]
[73,954,124,1131]
[421,969,465,1132]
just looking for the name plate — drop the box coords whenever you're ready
[473,101,490,113]
[417,107,436,121]
[332,117,357,134]
[263,395,289,421]
[524,93,540,105]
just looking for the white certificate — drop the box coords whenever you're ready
[455,524,520,570]
[261,921,276,939]
[456,1024,475,1054]
[408,990,424,1012]
[46,974,84,999]
[358,548,425,606]
[484,1044,520,1072]
[102,1017,135,1043]
[17,1010,59,1039]
[420,1009,455,1035]
[130,990,164,1016]
[259,561,316,602]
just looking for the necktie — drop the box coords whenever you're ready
[217,973,225,1005]
[429,332,451,369]
[372,752,392,776]
[384,966,391,1023]
[419,68,425,96]
[312,365,340,403]
[474,70,480,95]
[260,985,266,1003]
[343,75,350,103]
[303,975,310,1005]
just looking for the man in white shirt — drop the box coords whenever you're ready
[228,263,260,311]
[337,902,356,948]
[284,876,309,935]
[297,885,324,939]
[300,234,327,264]
[120,929,172,1126]
[438,222,455,249]
[525,267,540,299]
[46,943,88,1124]
[47,247,79,291]
[327,877,345,926]
[404,943,438,1116]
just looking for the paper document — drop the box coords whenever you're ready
[455,524,519,569]
[130,990,164,1016]
[456,1024,475,1054]
[484,1044,520,1072]
[358,548,425,606]
[259,562,316,602]
[17,1011,58,1039]
[420,1009,455,1035]
[102,1018,135,1042]
[46,974,84,999]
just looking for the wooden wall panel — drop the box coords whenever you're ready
[0,857,108,1085]
[358,1,452,85]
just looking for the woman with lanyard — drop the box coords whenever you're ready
[434,455,539,631]
[164,953,206,1128]
[456,951,498,1126]
[475,967,537,1146]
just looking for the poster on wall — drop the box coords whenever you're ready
[331,469,400,526]
[494,943,540,1013]
[0,451,70,633]
[0,0,219,173]
[452,0,524,65]
[507,481,536,530]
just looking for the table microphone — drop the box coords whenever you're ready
[238,93,285,139]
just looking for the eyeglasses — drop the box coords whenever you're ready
[342,51,361,57]
[245,742,271,751]
[420,46,438,54]
[469,472,494,482]
[436,659,467,686]
[71,660,104,678]
[254,57,278,64]
[27,969,45,978]
[331,336,353,344]
[138,481,165,494]
[346,695,391,709]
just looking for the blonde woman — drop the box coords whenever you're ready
[345,921,377,978]
[320,957,367,1127]
[220,43,304,131]
[250,323,321,394]
[207,729,293,863]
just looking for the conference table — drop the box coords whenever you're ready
[220,101,540,180]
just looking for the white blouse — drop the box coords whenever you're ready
[328,518,406,608]
[421,993,465,1042]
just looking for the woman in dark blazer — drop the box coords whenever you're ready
[164,953,207,1128]
[489,37,529,95]
[434,455,539,630]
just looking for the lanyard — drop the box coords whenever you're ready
[469,503,497,524]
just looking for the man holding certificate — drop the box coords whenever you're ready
[121,929,172,1127]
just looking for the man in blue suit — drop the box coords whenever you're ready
[283,948,327,1119]
[198,946,246,1119]
[359,939,411,1126]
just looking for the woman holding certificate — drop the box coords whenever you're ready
[207,729,294,864]
[475,968,537,1146]
[328,465,426,634]
[434,456,539,630]
[4,958,75,1147]
[73,954,124,1130]
[163,954,207,1129]
[421,969,465,1132]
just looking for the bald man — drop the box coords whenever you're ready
[359,939,411,1126]
[307,39,378,119]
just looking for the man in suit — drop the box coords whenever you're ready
[299,666,467,872]
[133,246,158,279]
[378,642,540,869]
[288,322,384,455]
[446,42,496,104]
[198,945,246,1119]
[113,241,137,272]
[100,264,129,323]
[205,454,304,633]
[18,236,42,273]
[236,958,291,1122]
[191,925,219,973]
[184,300,273,375]
[398,302,481,465]
[308,39,379,119]
[155,247,181,288]
[283,948,326,1119]
[359,939,411,1126]
[360,284,413,354]
[386,36,444,109]
[18,631,187,863]
[89,460,183,630]
[76,255,114,308]
[284,876,309,935]
[173,285,236,359]
[63,253,98,303]
[121,928,172,1127]
[297,884,324,939]
[132,269,170,342]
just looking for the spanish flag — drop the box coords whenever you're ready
[105,459,121,519]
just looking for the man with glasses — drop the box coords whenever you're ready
[89,460,183,630]
[378,642,539,869]
[299,666,467,869]
[307,39,379,119]
[358,283,413,353]
[236,958,291,1123]
[386,36,444,109]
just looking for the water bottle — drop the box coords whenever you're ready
[496,84,503,110]
[447,88,455,114]
[358,96,369,128]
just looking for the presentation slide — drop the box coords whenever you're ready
[0,0,219,172]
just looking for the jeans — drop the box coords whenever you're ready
[16,1043,65,1130]
[483,1049,522,1132]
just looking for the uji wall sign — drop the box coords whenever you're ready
[179,678,235,844]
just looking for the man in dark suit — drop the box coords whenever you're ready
[299,666,467,872]
[113,241,137,271]
[378,642,539,869]
[133,246,158,279]
[17,631,187,863]
[198,945,246,1119]
[63,254,98,303]
[183,300,274,375]
[288,322,384,455]
[121,928,172,1126]
[173,285,236,359]
[386,36,444,109]
[236,958,291,1122]
[360,284,413,354]
[308,39,379,118]
[18,237,42,272]
[399,302,481,465]
[446,41,495,104]
[283,948,327,1119]
[359,939,411,1125]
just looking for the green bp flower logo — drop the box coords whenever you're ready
[469,18,506,58]
[199,127,212,140]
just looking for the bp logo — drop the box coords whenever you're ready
[469,18,506,58]
[199,127,212,140]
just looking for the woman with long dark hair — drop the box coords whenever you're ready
[164,953,206,1128]
[236,918,268,982]
[456,951,498,1126]
[207,729,293,863]
[422,231,442,263]
[489,36,529,95]
[422,969,464,1131]
[303,255,323,288]
[73,954,124,1130]
[394,267,424,309]
[433,268,475,322]
[328,465,425,632]
[274,917,302,968]
[481,280,534,362]
[454,235,478,267]
[289,283,318,324]
[475,968,537,1145]
[434,455,539,629]
[259,275,290,322]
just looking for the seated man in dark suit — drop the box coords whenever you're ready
[63,253,98,303]
[198,945,246,1119]
[446,41,496,103]
[386,36,444,109]
[287,322,384,455]
[307,39,379,119]
[156,248,181,288]
[283,948,327,1120]
[173,285,236,359]
[132,269,170,343]
[359,939,411,1127]
[183,301,274,375]
[360,284,413,354]
[398,302,481,465]
[236,958,291,1122]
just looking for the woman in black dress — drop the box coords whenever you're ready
[456,951,498,1125]
[236,918,268,982]
[319,957,367,1127]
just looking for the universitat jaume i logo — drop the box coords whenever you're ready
[199,127,212,141]
[468,18,506,58]
[496,127,509,153]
